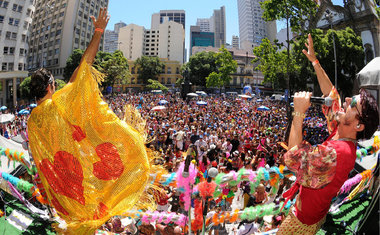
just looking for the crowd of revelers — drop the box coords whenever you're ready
[104,92,330,234]
[1,92,330,234]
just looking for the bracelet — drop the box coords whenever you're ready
[95,28,104,33]
[312,59,319,66]
[292,111,306,118]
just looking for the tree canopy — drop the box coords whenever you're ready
[181,51,218,87]
[63,50,129,89]
[260,0,318,34]
[146,79,168,92]
[134,56,164,84]
[206,47,238,89]
[63,49,84,82]
[98,50,130,88]
[253,27,364,97]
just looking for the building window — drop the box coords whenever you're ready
[3,47,8,54]
[9,47,15,55]
[2,1,9,9]
[19,48,24,55]
[8,63,13,71]
[5,31,11,39]
[18,63,23,70]
[8,17,14,25]
[2,63,7,71]
[0,15,4,23]
[14,19,19,26]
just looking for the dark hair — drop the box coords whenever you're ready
[357,88,379,139]
[30,68,53,101]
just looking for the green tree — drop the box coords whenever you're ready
[20,76,32,100]
[260,0,318,34]
[134,56,164,84]
[63,50,113,83]
[182,51,218,87]
[63,49,84,82]
[206,47,238,89]
[98,50,130,88]
[253,38,296,89]
[292,28,364,97]
[146,79,168,92]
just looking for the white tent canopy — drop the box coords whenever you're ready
[357,57,380,112]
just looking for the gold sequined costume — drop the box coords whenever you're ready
[28,62,155,234]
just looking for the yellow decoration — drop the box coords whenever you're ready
[28,62,160,234]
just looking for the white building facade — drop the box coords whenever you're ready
[118,20,185,63]
[237,0,276,46]
[28,0,108,79]
[0,0,35,106]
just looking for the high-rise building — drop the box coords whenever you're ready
[104,21,126,53]
[237,0,276,46]
[28,0,109,78]
[151,10,185,30]
[190,26,214,55]
[232,35,240,49]
[0,0,35,106]
[119,20,185,63]
[196,18,211,32]
[212,6,226,48]
[195,6,226,48]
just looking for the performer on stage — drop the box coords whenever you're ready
[28,8,160,234]
[277,34,379,234]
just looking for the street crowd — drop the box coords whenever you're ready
[103,92,330,234]
[1,92,330,234]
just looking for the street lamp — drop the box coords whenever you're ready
[325,10,338,89]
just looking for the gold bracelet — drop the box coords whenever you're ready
[292,111,306,118]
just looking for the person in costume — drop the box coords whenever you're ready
[277,34,379,234]
[28,8,159,234]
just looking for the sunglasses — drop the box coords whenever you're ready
[350,96,362,121]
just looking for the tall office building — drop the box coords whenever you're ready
[151,10,185,30]
[232,35,240,49]
[196,18,211,32]
[237,0,276,46]
[104,21,126,53]
[28,0,109,78]
[190,26,214,55]
[0,0,35,106]
[119,20,185,63]
[195,6,226,48]
[212,6,226,48]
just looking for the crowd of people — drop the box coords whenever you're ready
[104,92,330,234]
[0,92,330,234]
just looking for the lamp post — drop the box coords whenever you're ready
[325,10,338,89]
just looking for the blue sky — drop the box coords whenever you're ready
[107,0,344,46]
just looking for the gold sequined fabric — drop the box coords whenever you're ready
[277,207,325,234]
[28,62,151,234]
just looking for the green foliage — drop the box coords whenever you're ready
[146,79,168,92]
[63,49,84,82]
[292,28,364,97]
[182,51,218,86]
[98,50,130,88]
[253,38,298,89]
[20,76,32,100]
[134,56,164,84]
[206,47,238,88]
[55,79,66,90]
[375,0,380,18]
[261,0,318,34]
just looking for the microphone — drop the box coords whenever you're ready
[290,96,333,107]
